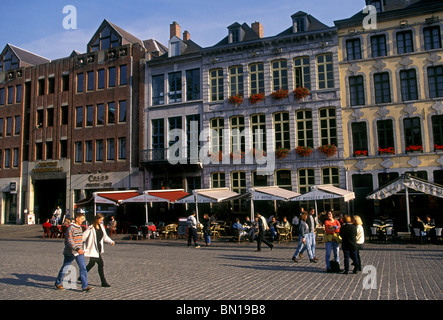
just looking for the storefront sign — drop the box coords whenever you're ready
[32,161,63,173]
[85,174,112,188]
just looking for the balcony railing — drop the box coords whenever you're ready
[140,149,168,163]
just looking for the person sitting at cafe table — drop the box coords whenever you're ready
[412,216,427,242]
[268,216,279,241]
[424,215,436,242]
[232,218,246,240]
[278,216,291,230]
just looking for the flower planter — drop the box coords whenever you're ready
[353,150,368,157]
[228,93,243,105]
[318,144,337,157]
[270,89,289,100]
[405,145,423,153]
[294,87,310,100]
[248,93,265,105]
[378,147,395,156]
[296,146,313,157]
[275,147,289,159]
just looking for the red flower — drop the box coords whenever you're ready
[318,144,337,157]
[296,146,313,157]
[228,93,243,104]
[405,145,423,152]
[270,89,289,100]
[248,92,265,104]
[378,147,395,155]
[294,87,310,100]
[354,150,368,157]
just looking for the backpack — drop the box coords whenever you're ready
[330,260,341,273]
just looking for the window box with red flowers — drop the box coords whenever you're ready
[210,150,223,162]
[318,144,337,157]
[252,148,267,160]
[270,89,289,100]
[293,87,310,100]
[353,149,368,157]
[230,150,245,161]
[295,146,313,157]
[405,145,423,153]
[275,147,289,159]
[228,93,243,105]
[248,92,265,105]
[378,147,395,155]
[434,144,443,152]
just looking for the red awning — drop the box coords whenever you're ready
[147,190,189,203]
[96,191,141,204]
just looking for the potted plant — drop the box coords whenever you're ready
[209,150,223,162]
[353,149,368,157]
[275,146,289,159]
[318,144,337,157]
[296,145,313,157]
[294,86,310,100]
[405,145,423,153]
[378,147,395,155]
[248,92,265,105]
[270,89,289,100]
[230,150,245,160]
[228,93,243,105]
[434,144,443,151]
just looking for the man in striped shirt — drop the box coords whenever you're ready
[54,211,93,292]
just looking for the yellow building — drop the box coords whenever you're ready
[335,0,443,228]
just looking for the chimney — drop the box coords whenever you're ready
[252,21,263,38]
[170,21,181,39]
[183,30,190,41]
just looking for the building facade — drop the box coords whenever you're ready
[335,0,443,227]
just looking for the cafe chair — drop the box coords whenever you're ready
[277,227,290,243]
[232,228,245,243]
[141,225,150,240]
[434,228,442,243]
[412,228,423,244]
[166,224,178,239]
[50,226,61,238]
[129,225,140,240]
[159,226,169,239]
[60,225,68,238]
[43,226,51,239]
[369,226,378,242]
[385,226,394,243]
[316,227,325,243]
[211,224,221,239]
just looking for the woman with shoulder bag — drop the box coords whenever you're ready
[83,213,115,287]
[324,211,341,273]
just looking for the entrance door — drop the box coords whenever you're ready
[34,179,66,223]
[352,174,374,226]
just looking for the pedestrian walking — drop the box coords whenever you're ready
[353,215,364,271]
[202,213,211,246]
[256,212,273,252]
[291,213,316,263]
[187,211,200,248]
[306,208,318,261]
[324,211,341,273]
[83,213,115,287]
[340,215,358,274]
[54,211,93,292]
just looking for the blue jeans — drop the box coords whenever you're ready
[55,254,88,290]
[204,231,211,245]
[305,232,316,257]
[325,241,340,270]
[293,235,313,259]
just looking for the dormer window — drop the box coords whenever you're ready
[228,24,244,44]
[0,49,19,72]
[291,13,310,33]
[231,28,240,43]
[90,26,120,52]
[169,40,180,57]
[368,0,383,13]
[294,18,306,32]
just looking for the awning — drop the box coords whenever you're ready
[75,195,94,207]
[175,188,246,203]
[94,191,141,205]
[120,189,189,204]
[291,185,355,202]
[250,186,301,201]
[366,174,443,200]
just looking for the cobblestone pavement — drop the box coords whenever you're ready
[0,225,441,307]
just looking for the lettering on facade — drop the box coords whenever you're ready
[32,161,63,173]
[85,174,112,188]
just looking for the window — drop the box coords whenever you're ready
[211,118,224,154]
[210,69,224,102]
[37,110,43,127]
[231,171,246,212]
[4,149,10,167]
[0,49,18,72]
[15,85,22,103]
[96,140,103,161]
[400,69,418,101]
[168,71,182,103]
[107,138,114,160]
[211,172,225,188]
[47,108,54,127]
[346,38,362,61]
[377,119,394,150]
[119,100,126,123]
[274,112,290,149]
[118,137,126,160]
[296,110,313,148]
[85,141,93,162]
[6,117,12,136]
[298,168,315,194]
[186,114,200,160]
[319,108,337,146]
[38,79,45,96]
[431,115,443,148]
[0,150,2,168]
[351,122,368,154]
[107,102,115,124]
[230,116,245,154]
[317,53,334,89]
[271,60,288,91]
[349,75,365,106]
[119,65,127,86]
[75,142,82,163]
[77,73,84,93]
[249,63,264,95]
[294,57,311,90]
[252,171,267,187]
[46,141,53,160]
[369,0,383,13]
[152,119,165,150]
[276,170,292,190]
[96,104,104,125]
[397,31,414,54]
[35,144,42,161]
[322,167,339,186]
[90,26,120,52]
[7,87,13,104]
[48,78,55,94]
[60,140,68,158]
[186,68,200,101]
[424,26,442,50]
[251,114,266,151]
[152,75,164,105]
[75,107,83,128]
[86,105,93,127]
[62,75,69,91]
[0,88,4,105]
[0,118,3,137]
[87,71,94,91]
[404,117,422,151]
[371,35,387,58]
[229,66,243,96]
[108,67,116,87]
[427,66,443,98]
[97,69,105,89]
[61,105,68,125]
[168,116,182,151]
[374,72,391,104]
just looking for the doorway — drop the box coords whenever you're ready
[34,179,66,223]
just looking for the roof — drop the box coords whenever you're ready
[211,22,262,47]
[2,44,50,67]
[143,39,168,57]
[87,19,144,50]
[277,12,330,36]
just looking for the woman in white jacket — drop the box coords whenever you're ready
[353,215,364,272]
[83,213,115,287]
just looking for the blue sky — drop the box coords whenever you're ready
[0,0,365,60]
